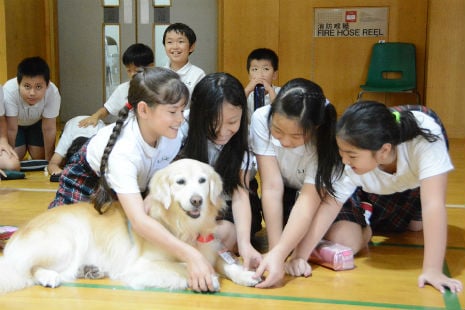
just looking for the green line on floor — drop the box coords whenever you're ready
[61,282,445,309]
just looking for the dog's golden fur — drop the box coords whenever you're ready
[0,159,259,293]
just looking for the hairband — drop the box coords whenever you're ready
[125,102,133,110]
[392,111,401,123]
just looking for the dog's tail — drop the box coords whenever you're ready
[0,256,34,294]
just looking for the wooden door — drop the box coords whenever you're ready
[0,0,58,84]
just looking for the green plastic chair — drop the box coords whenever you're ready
[357,42,420,104]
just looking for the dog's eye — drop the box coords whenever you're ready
[198,177,206,184]
[176,179,186,185]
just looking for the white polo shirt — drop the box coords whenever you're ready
[3,78,61,126]
[104,81,130,116]
[338,111,453,196]
[86,114,182,194]
[55,116,106,157]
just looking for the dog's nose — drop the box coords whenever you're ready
[190,195,203,207]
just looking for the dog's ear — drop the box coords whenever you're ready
[149,172,172,210]
[209,169,223,206]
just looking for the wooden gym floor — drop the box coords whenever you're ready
[0,139,464,309]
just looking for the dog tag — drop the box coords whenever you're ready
[218,248,238,265]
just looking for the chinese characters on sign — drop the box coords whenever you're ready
[314,7,388,38]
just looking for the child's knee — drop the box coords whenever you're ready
[408,220,423,232]
[325,220,367,254]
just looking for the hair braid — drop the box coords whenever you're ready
[92,106,131,214]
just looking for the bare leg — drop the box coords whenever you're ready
[28,145,45,159]
[324,220,372,255]
[408,220,423,231]
[15,145,27,160]
[214,220,237,252]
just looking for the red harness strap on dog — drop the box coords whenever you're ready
[197,234,214,243]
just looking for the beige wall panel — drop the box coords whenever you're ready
[0,0,57,84]
[219,0,279,85]
[219,0,429,116]
[426,0,465,138]
[0,2,6,82]
[279,0,427,114]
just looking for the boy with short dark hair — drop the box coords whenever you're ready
[4,56,61,161]
[79,43,154,127]
[244,48,280,119]
[162,22,205,101]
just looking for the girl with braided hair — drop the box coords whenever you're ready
[250,78,350,288]
[48,68,224,291]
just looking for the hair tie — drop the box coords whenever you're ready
[125,102,133,110]
[392,111,401,123]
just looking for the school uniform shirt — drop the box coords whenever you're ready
[164,62,206,98]
[104,81,130,116]
[54,116,106,157]
[3,78,60,126]
[86,114,182,194]
[250,105,353,203]
[338,111,453,197]
[247,85,281,121]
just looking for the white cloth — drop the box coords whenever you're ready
[55,116,106,157]
[247,85,281,121]
[338,111,453,197]
[86,114,182,194]
[164,62,205,101]
[104,81,130,116]
[3,78,61,126]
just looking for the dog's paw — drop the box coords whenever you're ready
[223,264,262,287]
[33,268,62,288]
[76,265,105,279]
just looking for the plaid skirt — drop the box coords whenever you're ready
[335,187,421,232]
[48,141,99,209]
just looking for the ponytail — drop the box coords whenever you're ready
[337,101,440,151]
[315,102,343,198]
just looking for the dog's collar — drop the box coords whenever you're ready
[197,234,214,243]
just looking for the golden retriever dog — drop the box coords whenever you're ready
[0,159,260,294]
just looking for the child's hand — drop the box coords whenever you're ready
[238,243,262,270]
[253,251,286,288]
[284,257,312,277]
[418,270,463,293]
[78,116,99,128]
[186,250,218,292]
[244,79,260,97]
[0,142,19,159]
[47,165,63,176]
